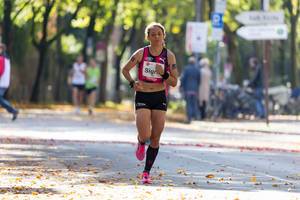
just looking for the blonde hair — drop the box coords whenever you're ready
[145,22,166,40]
[199,58,210,67]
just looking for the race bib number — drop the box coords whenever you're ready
[142,61,164,79]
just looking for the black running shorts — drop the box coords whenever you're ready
[135,90,167,111]
[72,84,85,91]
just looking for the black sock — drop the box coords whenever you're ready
[144,146,159,173]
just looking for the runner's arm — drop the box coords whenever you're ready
[122,49,143,83]
[165,50,178,87]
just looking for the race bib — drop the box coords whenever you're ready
[142,61,164,79]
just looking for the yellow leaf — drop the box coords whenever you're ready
[205,174,215,179]
[15,177,22,182]
[36,175,42,179]
[32,191,39,195]
[158,172,165,177]
[13,186,24,191]
[250,176,257,182]
[0,189,7,193]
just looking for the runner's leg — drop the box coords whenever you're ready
[135,109,151,160]
[144,110,165,172]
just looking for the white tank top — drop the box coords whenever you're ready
[72,62,86,85]
[0,58,11,88]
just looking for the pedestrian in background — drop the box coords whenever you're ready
[122,22,178,184]
[0,43,18,121]
[180,56,200,123]
[70,55,86,114]
[198,57,212,119]
[85,58,100,115]
[248,57,265,119]
[223,57,233,84]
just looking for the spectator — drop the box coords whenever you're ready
[70,55,86,114]
[0,43,18,121]
[223,58,233,84]
[248,57,265,119]
[180,56,201,123]
[198,57,212,119]
[85,58,100,115]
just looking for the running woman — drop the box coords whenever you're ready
[70,55,86,114]
[122,22,178,184]
[85,58,100,115]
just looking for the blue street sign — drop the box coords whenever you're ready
[211,12,223,28]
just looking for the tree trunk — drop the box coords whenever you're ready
[83,12,97,62]
[99,0,120,103]
[290,17,298,88]
[114,26,136,103]
[3,0,12,55]
[279,40,286,84]
[30,45,47,102]
[224,24,242,84]
[54,14,65,102]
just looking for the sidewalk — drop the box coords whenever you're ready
[2,107,300,134]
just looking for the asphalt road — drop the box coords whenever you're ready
[0,110,299,199]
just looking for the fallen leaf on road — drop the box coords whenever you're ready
[158,171,165,177]
[205,174,215,179]
[250,176,257,182]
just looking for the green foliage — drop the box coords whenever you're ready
[2,0,300,102]
[61,34,82,54]
[168,100,185,114]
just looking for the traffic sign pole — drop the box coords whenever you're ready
[211,0,226,121]
[263,40,270,125]
[262,0,270,125]
[194,0,202,64]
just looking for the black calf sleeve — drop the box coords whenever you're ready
[144,146,159,173]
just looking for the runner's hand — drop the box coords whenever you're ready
[155,64,164,75]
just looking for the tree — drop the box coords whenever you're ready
[1,0,32,55]
[284,0,300,88]
[113,0,143,103]
[29,0,82,102]
[97,0,120,103]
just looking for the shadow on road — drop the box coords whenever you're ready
[0,137,299,196]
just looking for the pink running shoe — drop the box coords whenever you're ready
[141,172,152,184]
[135,143,145,161]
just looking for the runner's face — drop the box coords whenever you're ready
[148,26,164,45]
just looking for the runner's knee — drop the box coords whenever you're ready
[139,133,151,142]
[150,135,161,147]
